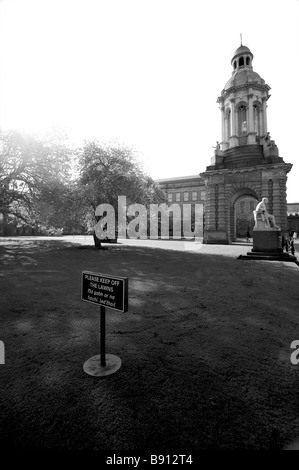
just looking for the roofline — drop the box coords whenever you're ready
[156,175,203,182]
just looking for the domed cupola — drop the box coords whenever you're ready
[217,43,271,151]
[231,44,253,71]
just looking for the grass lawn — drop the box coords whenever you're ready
[0,237,299,450]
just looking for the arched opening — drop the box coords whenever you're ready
[234,195,258,241]
[234,60,237,69]
[239,56,244,67]
[229,189,259,242]
[246,56,250,66]
[238,105,247,135]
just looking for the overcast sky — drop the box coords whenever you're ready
[0,0,298,202]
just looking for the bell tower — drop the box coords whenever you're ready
[219,44,270,150]
[200,43,292,244]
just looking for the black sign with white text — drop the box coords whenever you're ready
[81,271,128,312]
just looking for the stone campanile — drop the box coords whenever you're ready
[200,43,292,244]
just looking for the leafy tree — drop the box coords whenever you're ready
[0,129,72,234]
[77,141,166,247]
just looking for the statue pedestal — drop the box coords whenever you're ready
[252,230,282,253]
[238,229,298,264]
[238,199,298,264]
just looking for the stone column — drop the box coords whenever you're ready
[261,170,270,200]
[247,93,256,144]
[203,178,212,230]
[207,184,217,230]
[248,94,254,132]
[221,106,225,143]
[258,107,263,136]
[262,169,289,233]
[224,115,228,143]
[230,100,236,135]
[268,179,273,214]
[262,98,268,136]
[272,178,281,227]
[217,183,226,229]
[201,173,228,243]
[275,177,288,233]
[229,99,238,147]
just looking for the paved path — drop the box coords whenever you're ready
[1,235,298,260]
[0,235,255,258]
[116,238,252,257]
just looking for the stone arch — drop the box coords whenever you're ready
[227,185,260,242]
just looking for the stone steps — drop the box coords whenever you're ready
[237,251,298,264]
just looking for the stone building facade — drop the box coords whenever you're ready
[157,44,293,243]
[156,175,205,208]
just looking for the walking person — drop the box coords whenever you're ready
[289,232,295,256]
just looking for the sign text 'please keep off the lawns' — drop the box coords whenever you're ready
[81,272,128,312]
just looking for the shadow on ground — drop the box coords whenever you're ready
[0,239,299,449]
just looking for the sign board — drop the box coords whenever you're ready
[81,271,128,312]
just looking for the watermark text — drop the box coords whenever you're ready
[290,340,299,365]
[95,196,204,241]
[0,340,4,364]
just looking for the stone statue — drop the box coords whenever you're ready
[264,131,275,147]
[241,121,247,133]
[214,141,220,155]
[253,197,280,230]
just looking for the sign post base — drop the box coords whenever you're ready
[83,354,122,377]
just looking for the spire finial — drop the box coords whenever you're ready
[240,33,242,45]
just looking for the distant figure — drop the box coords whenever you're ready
[282,234,286,252]
[293,231,297,240]
[246,230,250,243]
[289,232,295,256]
[253,197,280,229]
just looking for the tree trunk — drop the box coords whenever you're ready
[93,232,102,249]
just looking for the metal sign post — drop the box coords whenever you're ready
[100,306,106,367]
[81,272,128,377]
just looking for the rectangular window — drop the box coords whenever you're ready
[167,193,173,202]
[201,191,206,200]
[184,192,189,201]
[175,192,181,202]
[192,191,197,201]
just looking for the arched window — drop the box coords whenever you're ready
[246,56,250,66]
[238,105,247,135]
[239,57,244,67]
